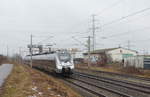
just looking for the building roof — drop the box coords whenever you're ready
[90,47,118,54]
[84,47,138,55]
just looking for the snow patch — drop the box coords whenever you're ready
[28,95,37,97]
[57,94,61,96]
[38,92,42,95]
[32,86,37,91]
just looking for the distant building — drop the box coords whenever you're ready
[84,47,138,65]
[124,55,150,69]
[69,49,84,64]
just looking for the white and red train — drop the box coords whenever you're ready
[24,50,74,74]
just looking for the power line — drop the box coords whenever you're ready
[72,36,86,47]
[101,26,150,40]
[68,18,90,35]
[70,0,124,44]
[68,0,124,37]
[71,30,90,37]
[37,36,53,44]
[69,0,124,47]
[96,0,124,15]
[102,7,150,27]
[132,38,150,43]
[96,11,150,40]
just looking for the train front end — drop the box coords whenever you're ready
[55,51,74,74]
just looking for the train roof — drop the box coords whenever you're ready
[26,50,70,56]
[27,51,55,56]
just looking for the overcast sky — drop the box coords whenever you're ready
[0,0,150,56]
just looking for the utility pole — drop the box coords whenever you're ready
[6,45,9,58]
[126,40,135,50]
[92,14,96,51]
[19,47,22,56]
[19,47,22,64]
[88,36,91,68]
[30,34,33,68]
[91,14,99,51]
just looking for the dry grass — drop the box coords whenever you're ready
[143,70,150,78]
[119,66,144,75]
[76,63,121,73]
[0,63,82,97]
[0,64,33,97]
[26,66,82,97]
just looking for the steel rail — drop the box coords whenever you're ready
[74,71,150,94]
[76,68,150,81]
[70,77,132,97]
[64,79,106,97]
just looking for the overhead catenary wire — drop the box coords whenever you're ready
[68,0,125,46]
[93,2,150,52]
[116,37,150,49]
[89,0,125,51]
[102,26,150,39]
[96,0,124,16]
[102,7,150,27]
[37,36,54,44]
[72,36,87,47]
[68,0,122,46]
[98,11,150,37]
[69,0,124,37]
[131,38,150,43]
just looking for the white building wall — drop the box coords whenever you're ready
[124,56,144,68]
[83,54,99,63]
[107,48,137,62]
[74,52,84,59]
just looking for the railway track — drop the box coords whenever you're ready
[64,79,106,97]
[76,68,150,82]
[65,77,131,97]
[33,67,150,97]
[71,71,150,97]
[34,67,130,97]
[33,67,105,97]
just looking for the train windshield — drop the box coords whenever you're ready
[58,53,71,62]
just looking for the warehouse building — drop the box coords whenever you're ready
[84,47,138,64]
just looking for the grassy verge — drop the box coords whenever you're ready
[1,64,33,97]
[1,63,82,97]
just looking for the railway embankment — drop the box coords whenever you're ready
[0,63,82,97]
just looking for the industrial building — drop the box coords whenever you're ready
[84,47,138,64]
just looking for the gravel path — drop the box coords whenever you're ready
[0,64,13,87]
